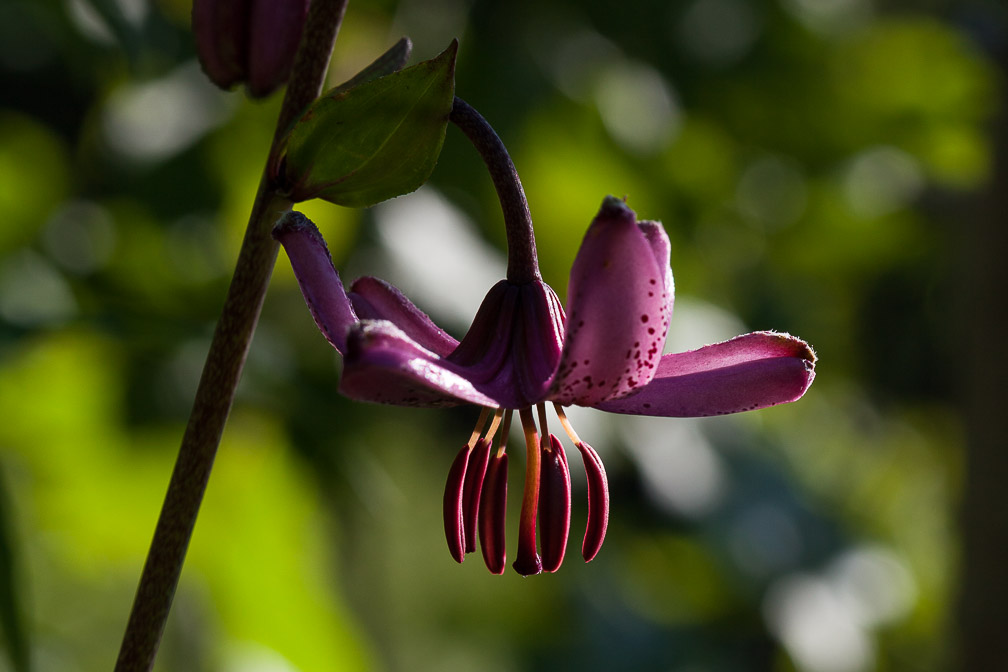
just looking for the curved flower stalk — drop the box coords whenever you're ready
[273,100,816,576]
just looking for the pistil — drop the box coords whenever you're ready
[513,407,543,575]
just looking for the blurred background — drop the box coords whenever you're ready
[1,0,1005,670]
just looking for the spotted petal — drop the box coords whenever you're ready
[273,212,358,353]
[340,321,499,407]
[551,197,672,406]
[595,332,816,417]
[349,276,458,357]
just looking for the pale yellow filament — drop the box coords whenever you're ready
[466,406,493,449]
[553,403,583,446]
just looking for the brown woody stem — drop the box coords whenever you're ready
[113,2,348,670]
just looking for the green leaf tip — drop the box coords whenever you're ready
[280,39,459,208]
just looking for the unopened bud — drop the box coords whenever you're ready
[193,0,310,98]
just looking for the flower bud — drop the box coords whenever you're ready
[193,0,310,98]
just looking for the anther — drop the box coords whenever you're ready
[443,444,469,564]
[443,407,499,564]
[538,432,571,572]
[554,404,610,563]
[479,411,511,574]
[576,440,609,562]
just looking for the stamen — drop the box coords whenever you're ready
[576,441,609,563]
[513,407,543,576]
[538,433,571,573]
[467,406,493,449]
[483,408,504,442]
[553,404,582,445]
[537,403,549,442]
[444,407,498,563]
[496,411,512,458]
[554,404,610,563]
[443,444,470,564]
[479,409,512,574]
[460,437,492,554]
[479,451,509,574]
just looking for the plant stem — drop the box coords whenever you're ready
[113,2,347,670]
[449,97,540,284]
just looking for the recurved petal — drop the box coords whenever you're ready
[551,197,671,406]
[595,331,817,417]
[638,219,674,316]
[340,321,500,407]
[274,212,357,354]
[350,276,458,357]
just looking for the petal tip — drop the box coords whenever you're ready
[273,210,322,244]
[596,195,636,222]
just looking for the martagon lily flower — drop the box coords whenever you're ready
[273,98,816,576]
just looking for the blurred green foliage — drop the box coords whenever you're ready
[0,0,1002,671]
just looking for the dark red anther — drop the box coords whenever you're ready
[442,445,470,563]
[461,437,492,553]
[478,453,509,574]
[577,441,609,562]
[538,434,571,573]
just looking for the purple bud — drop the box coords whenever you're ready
[192,0,246,90]
[246,0,310,97]
[192,0,310,98]
[442,445,469,564]
[461,438,492,554]
[538,434,571,573]
[478,453,508,575]
[577,441,609,562]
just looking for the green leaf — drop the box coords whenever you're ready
[282,39,457,208]
[333,37,414,94]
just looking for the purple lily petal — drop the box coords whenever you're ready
[516,281,565,403]
[349,276,458,357]
[638,219,675,316]
[340,321,499,408]
[448,281,521,402]
[595,332,817,417]
[446,279,565,409]
[274,212,358,354]
[551,197,671,406]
